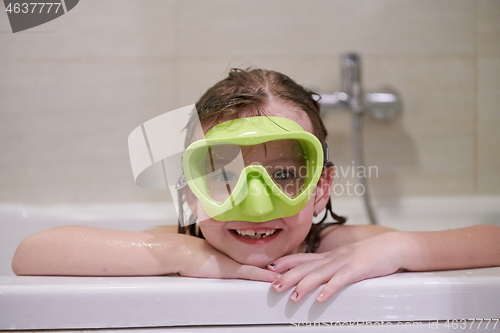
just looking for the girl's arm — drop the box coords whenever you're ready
[398,224,500,271]
[269,224,500,303]
[12,225,279,282]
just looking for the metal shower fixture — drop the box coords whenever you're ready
[319,53,403,225]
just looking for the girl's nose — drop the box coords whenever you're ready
[242,178,274,217]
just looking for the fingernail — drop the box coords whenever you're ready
[272,280,282,290]
[290,291,299,301]
[316,293,325,302]
[268,263,276,269]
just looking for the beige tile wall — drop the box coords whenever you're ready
[0,0,498,204]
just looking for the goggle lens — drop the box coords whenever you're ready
[187,139,315,203]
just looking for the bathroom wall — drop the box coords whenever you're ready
[0,0,499,205]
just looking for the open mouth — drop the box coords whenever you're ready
[233,229,279,239]
[228,228,282,244]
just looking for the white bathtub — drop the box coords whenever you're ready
[1,197,500,332]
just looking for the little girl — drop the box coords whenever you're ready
[12,68,500,304]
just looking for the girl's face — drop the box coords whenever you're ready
[197,101,325,268]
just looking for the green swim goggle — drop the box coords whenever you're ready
[183,116,326,222]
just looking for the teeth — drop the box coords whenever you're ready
[235,229,277,239]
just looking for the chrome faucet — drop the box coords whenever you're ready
[321,53,402,121]
[320,53,403,225]
[341,53,364,114]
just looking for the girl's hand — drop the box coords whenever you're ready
[267,231,408,303]
[175,235,280,283]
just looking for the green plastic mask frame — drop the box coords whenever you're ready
[183,116,324,222]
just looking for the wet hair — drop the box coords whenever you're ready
[179,68,346,253]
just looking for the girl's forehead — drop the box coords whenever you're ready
[260,103,314,133]
[200,102,314,135]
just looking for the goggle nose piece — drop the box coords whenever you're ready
[241,177,274,218]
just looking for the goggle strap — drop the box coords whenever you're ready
[175,157,187,190]
[322,143,333,167]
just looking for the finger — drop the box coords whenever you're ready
[315,264,361,303]
[271,258,330,294]
[267,253,322,273]
[235,264,281,282]
[289,261,346,302]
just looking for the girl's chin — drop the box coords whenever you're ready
[234,257,274,269]
[228,251,284,268]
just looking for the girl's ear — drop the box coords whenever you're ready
[314,166,334,214]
